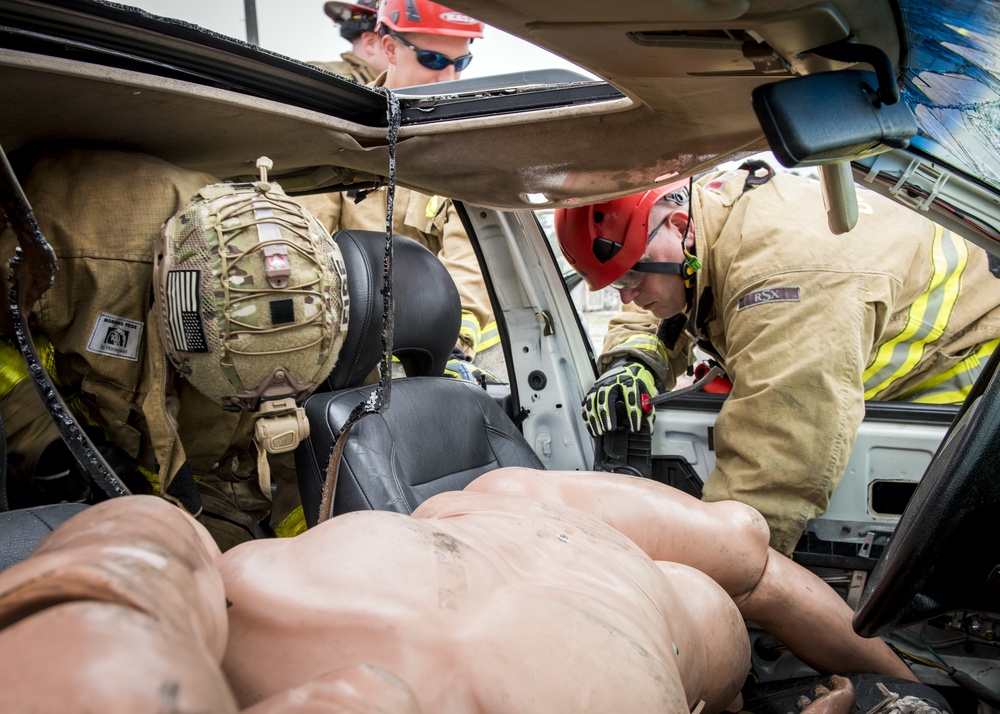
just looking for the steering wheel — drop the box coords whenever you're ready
[854,348,1000,637]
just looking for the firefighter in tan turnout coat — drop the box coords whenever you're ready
[0,147,349,549]
[556,164,1000,555]
[310,1,387,85]
[299,0,499,363]
[300,185,495,359]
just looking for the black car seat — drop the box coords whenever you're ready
[0,403,89,572]
[0,503,88,572]
[294,230,543,527]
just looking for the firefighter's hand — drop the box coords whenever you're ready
[582,360,657,436]
[796,675,855,714]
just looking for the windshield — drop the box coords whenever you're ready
[899,0,1000,191]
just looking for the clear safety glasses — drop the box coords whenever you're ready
[610,269,646,290]
[608,213,673,290]
[390,32,473,71]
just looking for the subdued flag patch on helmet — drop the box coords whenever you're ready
[165,270,209,352]
[153,175,349,413]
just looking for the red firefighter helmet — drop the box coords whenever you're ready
[324,1,378,39]
[555,180,690,291]
[376,0,485,38]
[324,0,378,25]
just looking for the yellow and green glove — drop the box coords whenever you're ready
[445,347,504,386]
[582,360,657,436]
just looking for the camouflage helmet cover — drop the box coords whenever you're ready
[153,180,349,412]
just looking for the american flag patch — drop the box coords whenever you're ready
[166,270,208,352]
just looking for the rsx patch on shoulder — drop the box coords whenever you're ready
[737,287,801,311]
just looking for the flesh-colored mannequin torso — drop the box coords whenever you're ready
[0,468,914,713]
[222,491,739,713]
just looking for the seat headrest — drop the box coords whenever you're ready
[323,230,461,390]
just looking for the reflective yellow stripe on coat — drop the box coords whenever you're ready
[616,334,670,368]
[0,336,59,399]
[461,312,503,354]
[903,337,1000,404]
[863,226,969,401]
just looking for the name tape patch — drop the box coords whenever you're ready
[86,312,143,361]
[737,286,801,311]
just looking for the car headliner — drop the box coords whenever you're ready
[2,0,993,210]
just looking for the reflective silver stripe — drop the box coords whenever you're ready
[864,226,968,399]
[904,337,1000,405]
[460,311,482,349]
[478,320,501,351]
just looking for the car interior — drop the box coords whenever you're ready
[0,0,998,709]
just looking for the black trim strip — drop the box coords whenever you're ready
[661,393,959,426]
[398,83,625,125]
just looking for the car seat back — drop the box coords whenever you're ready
[295,230,541,526]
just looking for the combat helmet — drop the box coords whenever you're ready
[152,158,350,464]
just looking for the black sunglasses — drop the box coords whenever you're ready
[390,32,473,71]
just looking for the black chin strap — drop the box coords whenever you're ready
[632,256,699,290]
[636,175,700,286]
[631,261,684,275]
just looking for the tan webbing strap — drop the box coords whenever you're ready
[141,302,200,515]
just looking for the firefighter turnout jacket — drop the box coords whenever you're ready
[311,52,381,85]
[0,148,314,549]
[602,168,1000,554]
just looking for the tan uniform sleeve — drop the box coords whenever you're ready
[425,199,494,358]
[599,303,690,389]
[309,53,378,85]
[294,191,343,235]
[0,379,61,483]
[700,270,877,555]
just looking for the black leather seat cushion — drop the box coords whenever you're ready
[297,378,543,524]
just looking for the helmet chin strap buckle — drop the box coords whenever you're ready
[252,395,311,504]
[254,397,310,454]
[683,253,702,289]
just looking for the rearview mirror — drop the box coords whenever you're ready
[751,70,917,168]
